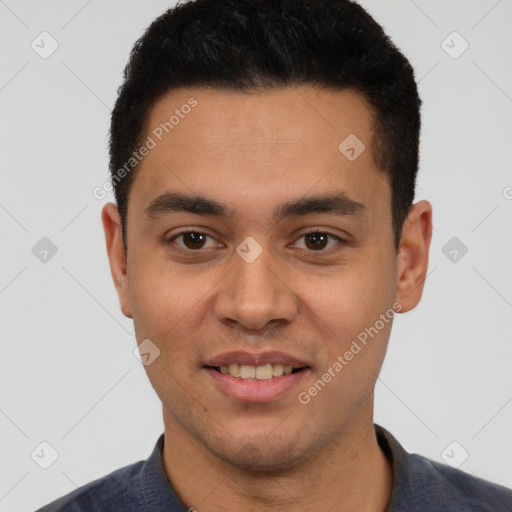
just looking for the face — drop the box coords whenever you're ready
[103,86,431,471]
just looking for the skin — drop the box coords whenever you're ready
[102,85,432,511]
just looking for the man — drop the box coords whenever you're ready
[37,0,512,510]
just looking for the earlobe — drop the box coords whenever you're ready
[395,200,433,313]
[101,202,133,319]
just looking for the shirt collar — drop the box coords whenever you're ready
[375,424,447,511]
[140,434,189,511]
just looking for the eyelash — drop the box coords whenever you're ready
[164,229,345,254]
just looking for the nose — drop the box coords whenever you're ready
[214,248,298,333]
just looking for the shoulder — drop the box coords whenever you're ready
[34,461,145,512]
[409,454,512,512]
[375,425,512,512]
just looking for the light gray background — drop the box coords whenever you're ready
[1,1,511,511]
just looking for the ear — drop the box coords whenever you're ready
[395,200,433,313]
[101,202,133,318]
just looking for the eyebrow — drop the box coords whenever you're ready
[144,191,367,222]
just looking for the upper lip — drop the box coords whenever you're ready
[204,350,310,368]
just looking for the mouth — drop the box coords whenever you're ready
[207,363,309,380]
[203,351,312,403]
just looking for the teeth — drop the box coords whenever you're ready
[240,365,256,379]
[272,364,283,377]
[218,363,302,380]
[228,363,240,377]
[255,364,273,380]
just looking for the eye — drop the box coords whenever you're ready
[293,230,343,251]
[165,231,220,251]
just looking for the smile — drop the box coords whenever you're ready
[212,363,307,380]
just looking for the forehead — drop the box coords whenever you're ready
[130,86,387,217]
[144,85,376,156]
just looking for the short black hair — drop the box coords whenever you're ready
[109,0,421,251]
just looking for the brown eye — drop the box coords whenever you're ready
[304,232,329,250]
[181,232,207,249]
[292,231,343,252]
[166,231,219,251]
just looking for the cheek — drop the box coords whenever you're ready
[128,256,230,374]
[128,256,203,342]
[294,253,396,391]
[299,256,395,330]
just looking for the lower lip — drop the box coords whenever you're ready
[204,367,310,403]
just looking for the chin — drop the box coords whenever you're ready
[206,431,319,473]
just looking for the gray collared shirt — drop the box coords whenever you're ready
[35,424,512,511]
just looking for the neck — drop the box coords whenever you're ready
[162,399,392,512]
